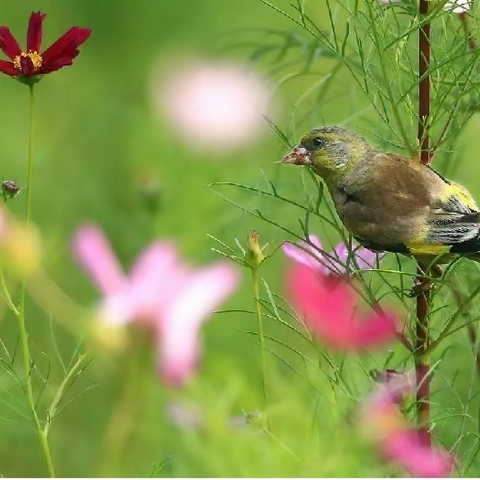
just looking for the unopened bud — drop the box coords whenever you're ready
[1,181,20,201]
[246,230,265,268]
[138,172,161,214]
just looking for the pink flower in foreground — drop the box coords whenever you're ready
[73,224,239,386]
[363,374,453,477]
[287,263,397,350]
[283,234,379,276]
[156,60,269,152]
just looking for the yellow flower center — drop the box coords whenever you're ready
[13,51,43,71]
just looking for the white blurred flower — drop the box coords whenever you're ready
[378,0,472,14]
[444,0,472,13]
[155,60,270,152]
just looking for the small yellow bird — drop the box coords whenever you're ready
[283,126,480,264]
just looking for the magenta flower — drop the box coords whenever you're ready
[363,374,453,477]
[73,224,239,386]
[283,234,379,276]
[287,263,397,350]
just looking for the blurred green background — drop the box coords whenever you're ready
[1,0,480,477]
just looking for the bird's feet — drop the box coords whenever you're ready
[408,280,432,298]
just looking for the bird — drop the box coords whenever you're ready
[282,125,480,265]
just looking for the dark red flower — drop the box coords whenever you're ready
[0,11,91,81]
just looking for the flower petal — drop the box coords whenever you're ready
[129,242,179,322]
[0,59,17,76]
[19,55,35,77]
[41,27,91,66]
[73,224,126,296]
[384,430,453,478]
[363,376,454,478]
[0,27,21,60]
[27,12,46,53]
[324,242,349,274]
[287,263,397,349]
[283,235,324,271]
[97,292,135,326]
[159,262,240,386]
[326,242,379,275]
[37,50,79,74]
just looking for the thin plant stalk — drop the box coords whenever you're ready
[43,354,87,438]
[415,0,432,447]
[252,267,268,409]
[432,9,478,154]
[17,84,56,477]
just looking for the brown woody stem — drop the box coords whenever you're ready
[415,266,431,446]
[416,0,431,447]
[459,12,477,51]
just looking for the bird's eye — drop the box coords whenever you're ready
[313,137,325,148]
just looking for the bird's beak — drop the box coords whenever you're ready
[282,145,312,165]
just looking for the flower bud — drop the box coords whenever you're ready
[1,181,20,201]
[245,230,265,268]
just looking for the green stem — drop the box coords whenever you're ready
[43,354,86,438]
[252,268,268,409]
[25,84,35,224]
[365,1,414,157]
[426,281,480,354]
[17,84,56,478]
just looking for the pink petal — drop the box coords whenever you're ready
[352,311,398,346]
[159,262,240,386]
[97,292,136,326]
[363,374,454,478]
[73,224,126,296]
[326,242,379,275]
[129,242,179,322]
[324,242,349,274]
[287,264,397,350]
[383,430,453,478]
[283,234,324,271]
[354,247,379,270]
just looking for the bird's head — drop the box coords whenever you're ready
[283,126,372,181]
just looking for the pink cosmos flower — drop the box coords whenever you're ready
[155,60,269,152]
[363,373,453,477]
[283,235,379,276]
[73,224,239,386]
[287,263,397,350]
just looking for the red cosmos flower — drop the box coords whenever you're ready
[0,11,91,82]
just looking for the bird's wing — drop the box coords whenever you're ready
[341,153,480,256]
[380,155,480,254]
[426,179,480,253]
